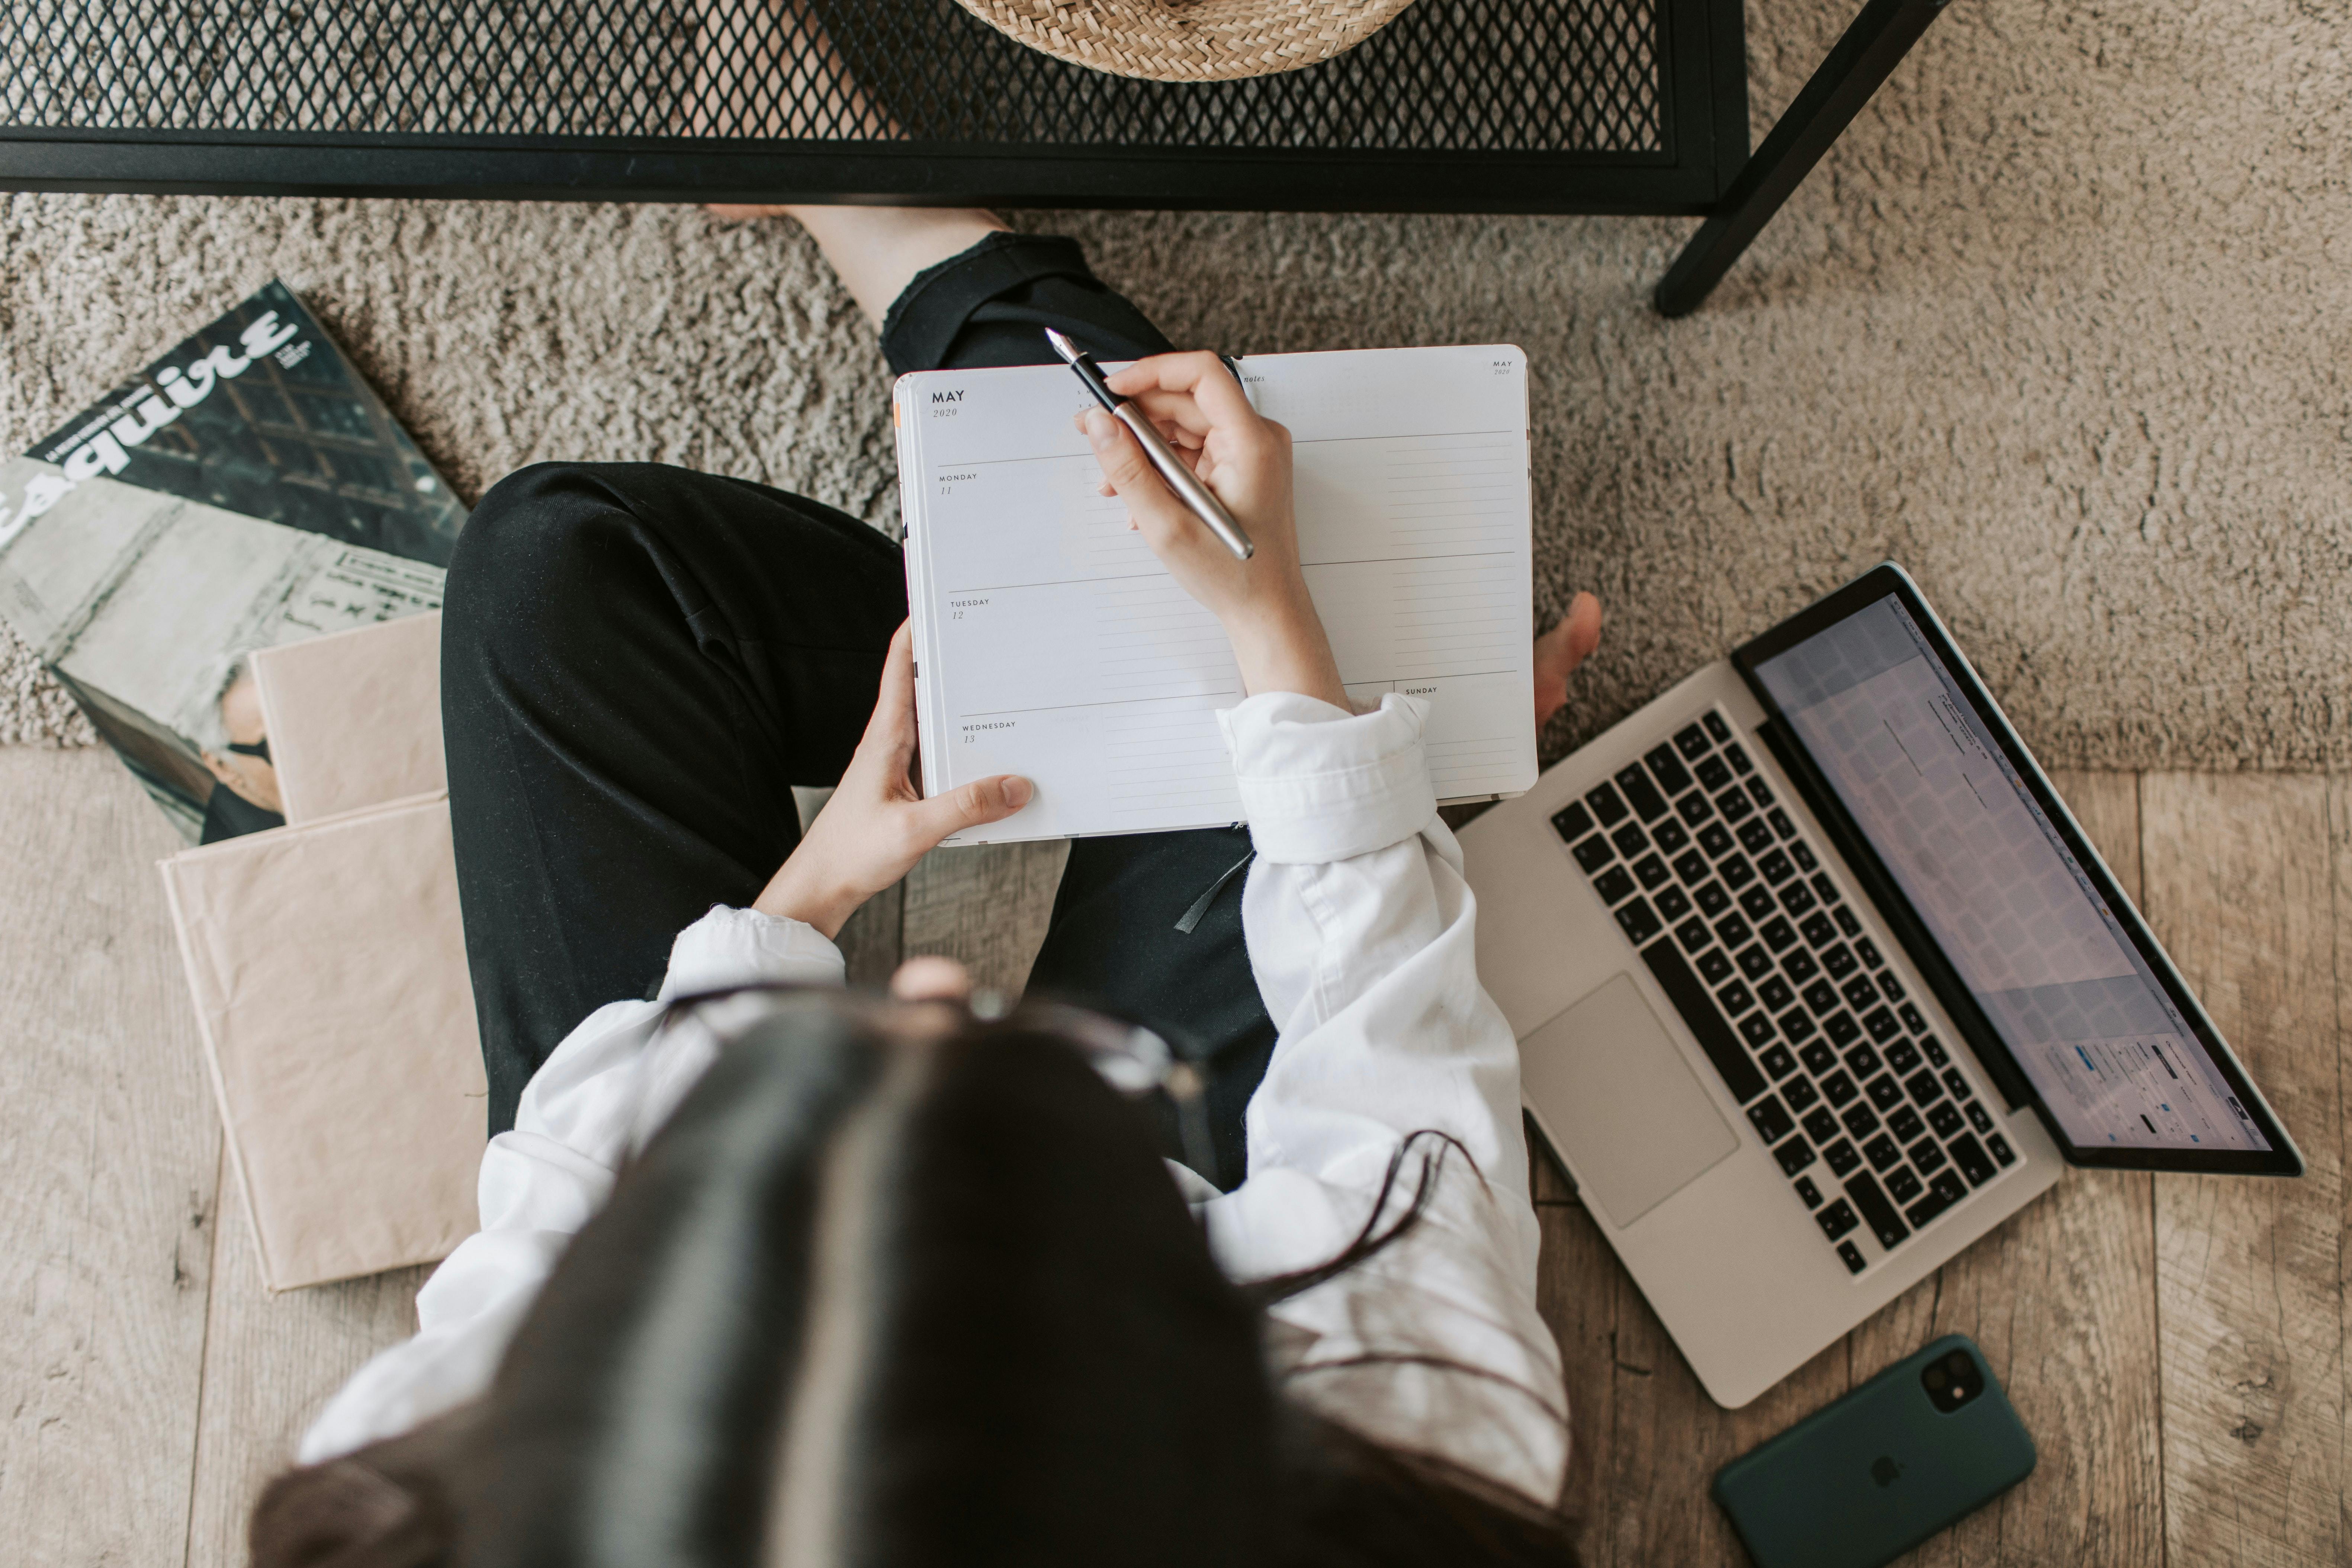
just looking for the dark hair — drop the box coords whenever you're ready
[254,993,1579,1568]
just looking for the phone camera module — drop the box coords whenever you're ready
[1922,1349,1984,1411]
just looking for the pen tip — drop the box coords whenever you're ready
[1044,328,1078,363]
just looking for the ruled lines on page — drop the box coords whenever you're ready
[1279,364,1535,808]
[900,346,1535,842]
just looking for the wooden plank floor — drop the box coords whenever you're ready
[2,754,2342,1567]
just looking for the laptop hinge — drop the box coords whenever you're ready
[1750,715,2038,1115]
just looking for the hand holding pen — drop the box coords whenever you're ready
[1049,329,1253,560]
[1065,344,1349,711]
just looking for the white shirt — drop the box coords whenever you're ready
[301,691,1568,1504]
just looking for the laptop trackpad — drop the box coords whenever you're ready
[1522,973,1740,1229]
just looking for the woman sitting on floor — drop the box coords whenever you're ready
[249,196,1606,1568]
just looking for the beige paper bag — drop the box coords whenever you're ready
[161,792,486,1292]
[252,612,445,825]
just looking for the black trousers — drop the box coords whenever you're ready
[442,233,1276,1189]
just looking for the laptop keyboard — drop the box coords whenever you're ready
[1548,709,2018,1276]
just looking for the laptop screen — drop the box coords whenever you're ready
[1749,594,2271,1154]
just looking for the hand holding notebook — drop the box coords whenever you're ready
[752,349,1396,932]
[895,343,1538,844]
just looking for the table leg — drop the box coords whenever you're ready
[1653,0,1953,318]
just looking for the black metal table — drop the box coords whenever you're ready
[1,0,1950,313]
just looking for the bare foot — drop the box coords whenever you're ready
[1534,592,1603,729]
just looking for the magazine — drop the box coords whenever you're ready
[0,280,464,842]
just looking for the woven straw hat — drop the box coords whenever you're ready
[952,0,1418,82]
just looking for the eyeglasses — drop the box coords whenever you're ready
[659,983,1216,1181]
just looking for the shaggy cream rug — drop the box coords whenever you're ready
[3,0,2345,768]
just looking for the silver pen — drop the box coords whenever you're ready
[1045,327,1254,561]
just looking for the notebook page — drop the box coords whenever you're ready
[897,345,1533,844]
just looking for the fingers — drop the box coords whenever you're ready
[1104,351,1258,429]
[903,773,1033,847]
[1086,379,1214,444]
[1092,417,1199,496]
[1084,356,1269,498]
[1103,355,1265,459]
[1082,408,1198,543]
[890,955,972,1002]
[856,622,919,754]
[1119,386,1215,443]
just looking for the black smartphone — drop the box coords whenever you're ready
[1713,1335,2035,1568]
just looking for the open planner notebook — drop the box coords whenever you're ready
[894,344,1536,844]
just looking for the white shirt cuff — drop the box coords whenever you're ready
[657,904,845,997]
[1217,691,1437,864]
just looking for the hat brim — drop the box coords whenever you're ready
[951,0,1420,81]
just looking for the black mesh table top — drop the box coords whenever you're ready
[0,0,1747,210]
[9,0,1658,150]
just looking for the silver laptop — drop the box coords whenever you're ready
[1461,563,2301,1408]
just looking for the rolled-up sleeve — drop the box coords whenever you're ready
[1201,690,1566,1504]
[1216,691,1438,864]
